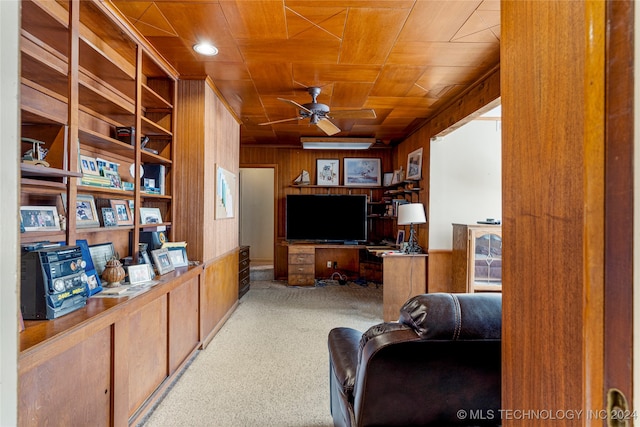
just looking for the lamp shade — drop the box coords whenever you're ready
[397,203,427,225]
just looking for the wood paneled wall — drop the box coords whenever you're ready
[174,78,240,263]
[501,1,606,423]
[240,147,393,278]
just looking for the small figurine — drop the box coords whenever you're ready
[21,137,50,167]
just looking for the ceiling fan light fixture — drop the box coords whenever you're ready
[193,42,219,56]
[301,137,375,150]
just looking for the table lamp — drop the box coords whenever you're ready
[397,203,427,254]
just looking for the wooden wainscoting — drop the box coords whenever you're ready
[200,249,240,348]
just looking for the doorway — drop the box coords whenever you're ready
[239,167,275,277]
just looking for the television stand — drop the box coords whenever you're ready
[285,242,366,286]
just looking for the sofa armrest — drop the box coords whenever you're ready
[328,327,362,396]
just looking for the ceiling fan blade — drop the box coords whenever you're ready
[258,117,301,126]
[277,98,313,114]
[316,118,341,136]
[328,109,377,119]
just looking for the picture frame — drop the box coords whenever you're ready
[406,147,423,180]
[101,207,117,227]
[127,264,153,285]
[391,167,404,185]
[103,170,122,189]
[151,248,175,275]
[383,172,393,187]
[343,158,381,187]
[79,155,100,176]
[140,207,163,225]
[75,194,100,228]
[396,230,406,246]
[215,165,236,219]
[20,206,60,231]
[316,159,339,186]
[89,242,115,275]
[110,199,133,226]
[167,247,189,268]
[76,239,102,296]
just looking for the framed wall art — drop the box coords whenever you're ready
[75,194,100,228]
[343,158,381,187]
[216,165,236,219]
[20,206,60,232]
[151,247,175,275]
[406,147,423,180]
[316,159,339,186]
[110,199,133,226]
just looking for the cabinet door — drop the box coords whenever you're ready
[468,228,502,292]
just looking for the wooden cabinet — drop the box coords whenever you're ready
[19,0,177,258]
[288,245,315,286]
[239,245,250,298]
[382,254,427,321]
[18,267,202,426]
[452,224,502,293]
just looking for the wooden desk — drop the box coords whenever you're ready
[382,254,428,321]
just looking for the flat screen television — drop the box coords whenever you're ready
[286,194,368,243]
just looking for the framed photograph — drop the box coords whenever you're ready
[75,194,100,228]
[343,158,381,187]
[406,147,423,180]
[103,170,122,189]
[140,207,163,225]
[151,248,175,275]
[383,172,393,187]
[80,155,100,176]
[110,199,133,226]
[127,264,153,284]
[316,159,339,186]
[101,208,117,227]
[89,242,115,275]
[396,230,406,246]
[167,247,189,268]
[391,167,404,185]
[20,206,60,231]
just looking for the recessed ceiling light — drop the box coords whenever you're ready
[193,42,218,56]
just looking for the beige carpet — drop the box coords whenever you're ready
[140,280,383,426]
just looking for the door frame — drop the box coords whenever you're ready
[239,163,278,265]
[604,0,634,410]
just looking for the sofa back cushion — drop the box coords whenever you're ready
[399,292,501,340]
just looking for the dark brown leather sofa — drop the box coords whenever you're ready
[328,292,501,427]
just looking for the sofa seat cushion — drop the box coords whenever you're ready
[399,292,502,340]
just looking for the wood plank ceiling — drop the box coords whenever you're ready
[110,0,500,148]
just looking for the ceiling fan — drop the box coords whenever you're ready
[259,87,376,136]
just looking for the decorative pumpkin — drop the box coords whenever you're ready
[102,258,125,287]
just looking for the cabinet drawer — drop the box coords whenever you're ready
[239,269,250,282]
[288,246,314,256]
[239,258,250,270]
[288,253,314,265]
[239,275,250,288]
[289,264,314,275]
[288,274,315,286]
